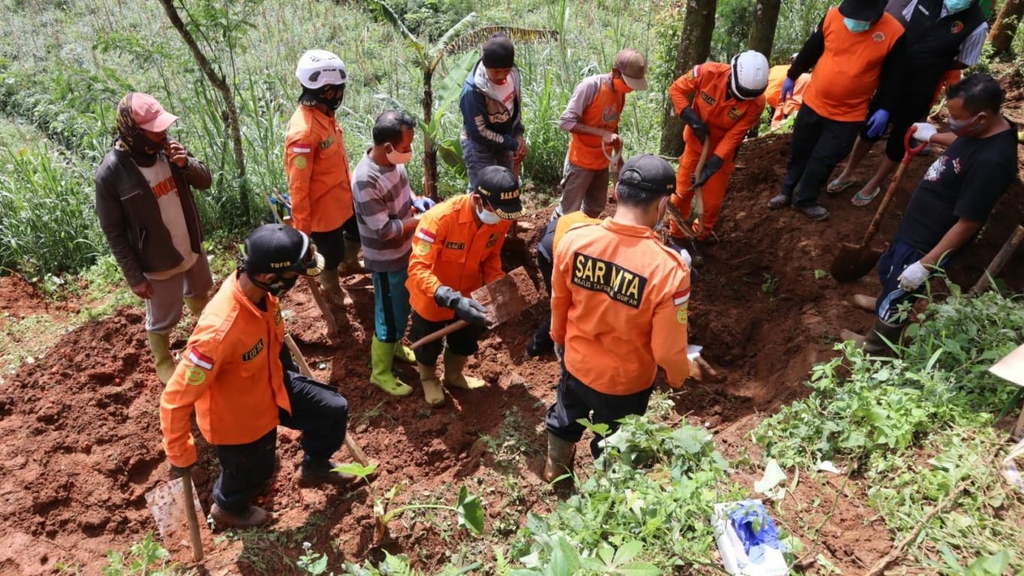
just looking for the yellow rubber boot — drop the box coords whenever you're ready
[369,336,413,397]
[393,342,416,364]
[184,294,210,318]
[442,350,486,390]
[146,331,176,384]
[418,363,445,406]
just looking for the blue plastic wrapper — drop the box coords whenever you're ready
[728,500,782,564]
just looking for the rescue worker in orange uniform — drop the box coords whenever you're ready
[544,155,691,482]
[668,51,769,249]
[768,0,906,221]
[765,60,811,129]
[554,49,648,219]
[285,49,359,306]
[160,224,354,530]
[406,166,525,407]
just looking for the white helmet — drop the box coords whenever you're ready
[730,50,769,100]
[296,50,347,90]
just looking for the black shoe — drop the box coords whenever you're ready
[797,204,829,221]
[298,460,358,488]
[768,193,791,210]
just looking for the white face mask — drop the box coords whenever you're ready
[475,201,502,225]
[385,144,413,166]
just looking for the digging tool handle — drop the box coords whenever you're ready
[180,468,204,562]
[283,334,372,467]
[858,127,927,247]
[410,320,470,350]
[969,224,1024,296]
[692,136,710,237]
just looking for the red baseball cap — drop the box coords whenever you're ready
[130,93,178,132]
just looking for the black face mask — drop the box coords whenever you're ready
[299,85,345,111]
[246,269,299,296]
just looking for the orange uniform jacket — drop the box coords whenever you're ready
[771,73,811,129]
[551,219,691,395]
[563,74,626,171]
[669,62,765,161]
[406,194,510,322]
[160,272,290,468]
[802,8,904,122]
[764,65,789,110]
[284,106,354,234]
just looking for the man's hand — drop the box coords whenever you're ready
[898,261,930,291]
[412,197,436,213]
[165,140,189,168]
[601,131,622,147]
[680,107,708,142]
[911,122,938,143]
[513,135,529,162]
[780,78,795,103]
[132,280,154,299]
[865,109,890,139]
[678,248,693,268]
[434,286,492,327]
[691,154,723,188]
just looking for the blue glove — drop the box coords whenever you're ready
[865,109,890,139]
[780,78,796,103]
[412,197,436,213]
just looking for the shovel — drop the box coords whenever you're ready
[830,127,927,283]
[409,267,541,350]
[145,468,205,562]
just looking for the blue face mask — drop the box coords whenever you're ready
[843,17,872,33]
[944,0,972,13]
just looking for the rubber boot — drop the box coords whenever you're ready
[337,242,363,277]
[184,294,210,318]
[319,270,352,306]
[370,336,413,397]
[418,363,445,406]
[146,332,175,384]
[211,503,270,529]
[393,342,417,364]
[543,432,576,483]
[863,318,904,355]
[442,350,486,390]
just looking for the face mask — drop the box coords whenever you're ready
[475,201,502,225]
[944,0,972,13]
[385,144,413,165]
[949,113,983,136]
[247,270,299,296]
[612,78,633,94]
[843,17,871,33]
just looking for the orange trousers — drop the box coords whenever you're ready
[669,140,734,241]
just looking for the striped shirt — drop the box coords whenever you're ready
[351,152,415,272]
[902,0,989,65]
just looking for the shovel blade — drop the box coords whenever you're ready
[830,243,884,283]
[145,477,204,548]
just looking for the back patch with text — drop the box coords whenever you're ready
[572,253,647,308]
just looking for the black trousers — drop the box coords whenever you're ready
[408,311,485,366]
[530,251,555,348]
[545,367,654,459]
[782,104,863,207]
[861,83,936,163]
[311,225,346,272]
[212,370,348,513]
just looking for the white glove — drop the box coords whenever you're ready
[679,248,693,268]
[897,261,930,291]
[911,122,937,143]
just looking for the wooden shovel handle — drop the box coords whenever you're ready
[859,127,926,246]
[410,320,469,350]
[969,224,1024,296]
[693,137,710,237]
[180,468,204,562]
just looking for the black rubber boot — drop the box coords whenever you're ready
[863,318,905,355]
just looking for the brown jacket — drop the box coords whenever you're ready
[94,148,211,287]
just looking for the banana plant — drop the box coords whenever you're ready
[362,0,557,200]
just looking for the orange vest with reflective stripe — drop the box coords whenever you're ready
[568,76,625,171]
[803,8,904,122]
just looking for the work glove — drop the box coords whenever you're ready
[780,77,796,103]
[897,261,930,291]
[434,285,491,327]
[691,154,723,188]
[865,109,890,139]
[680,107,708,142]
[412,197,436,213]
[678,248,693,268]
[911,122,938,143]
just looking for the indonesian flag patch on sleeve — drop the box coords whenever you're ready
[291,143,312,154]
[415,228,437,244]
[672,288,691,306]
[188,347,215,370]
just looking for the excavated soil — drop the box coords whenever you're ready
[0,116,1021,575]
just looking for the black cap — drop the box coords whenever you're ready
[475,165,524,220]
[482,33,515,69]
[243,224,325,276]
[618,154,676,196]
[838,0,886,21]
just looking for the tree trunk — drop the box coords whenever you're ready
[660,0,719,157]
[748,0,781,61]
[157,0,250,219]
[421,68,439,202]
[989,0,1024,60]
